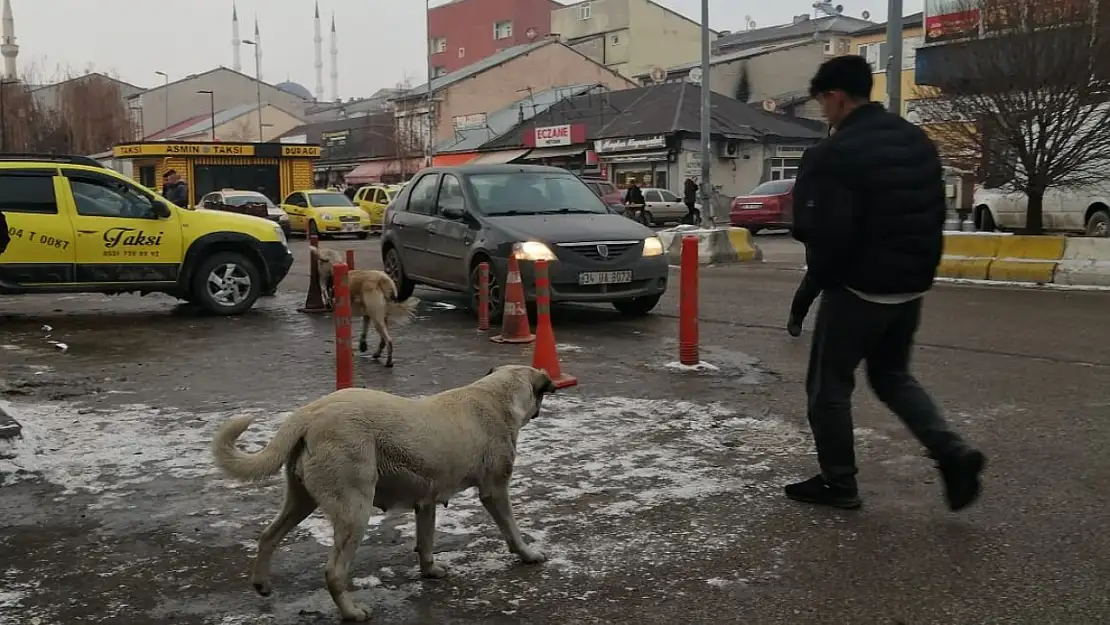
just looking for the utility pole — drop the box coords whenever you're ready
[886,0,904,116]
[698,0,712,228]
[425,0,435,167]
[155,71,169,131]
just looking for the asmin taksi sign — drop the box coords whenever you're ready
[534,125,572,147]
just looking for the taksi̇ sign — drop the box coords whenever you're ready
[593,135,667,153]
[534,125,572,147]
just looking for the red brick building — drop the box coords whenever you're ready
[428,0,560,75]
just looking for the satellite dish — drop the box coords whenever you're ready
[687,67,703,85]
[862,10,871,19]
[748,18,757,29]
[835,4,844,13]
[649,66,667,84]
[762,99,776,112]
[526,27,538,40]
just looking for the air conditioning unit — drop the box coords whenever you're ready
[718,140,740,158]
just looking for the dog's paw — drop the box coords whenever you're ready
[516,547,547,564]
[251,580,272,596]
[384,361,394,368]
[340,603,372,621]
[420,562,448,579]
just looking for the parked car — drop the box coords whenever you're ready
[380,165,669,318]
[729,179,795,234]
[279,189,372,239]
[638,187,690,226]
[198,189,291,235]
[580,177,625,214]
[972,183,1110,236]
[352,184,403,233]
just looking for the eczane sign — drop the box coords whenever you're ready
[534,125,572,147]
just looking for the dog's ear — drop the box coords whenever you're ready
[532,368,557,395]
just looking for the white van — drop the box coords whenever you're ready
[972,183,1110,237]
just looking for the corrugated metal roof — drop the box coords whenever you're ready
[162,102,272,139]
[396,40,556,99]
[716,15,874,50]
[646,40,815,77]
[435,83,603,153]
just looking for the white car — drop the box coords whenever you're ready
[973,183,1110,237]
[197,189,292,234]
[639,187,696,226]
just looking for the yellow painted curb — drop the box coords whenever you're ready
[938,257,991,280]
[988,260,1057,283]
[726,228,762,262]
[995,235,1067,261]
[943,234,1002,258]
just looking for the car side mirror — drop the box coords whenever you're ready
[152,201,172,218]
[441,205,465,220]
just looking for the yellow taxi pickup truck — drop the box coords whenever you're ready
[352,184,402,233]
[0,154,293,315]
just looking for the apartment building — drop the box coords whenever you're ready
[851,13,925,117]
[428,0,560,75]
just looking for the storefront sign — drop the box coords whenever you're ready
[924,0,980,43]
[111,142,322,159]
[453,113,488,131]
[594,135,667,153]
[282,145,322,157]
[523,123,588,148]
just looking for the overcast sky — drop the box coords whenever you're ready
[13,0,923,98]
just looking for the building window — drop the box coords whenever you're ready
[494,20,513,40]
[578,3,592,20]
[430,37,446,54]
[858,42,888,73]
[458,47,466,58]
[769,158,801,180]
[433,66,447,77]
[611,34,620,45]
[823,40,832,54]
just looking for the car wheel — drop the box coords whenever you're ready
[613,294,661,316]
[192,251,261,315]
[382,245,416,300]
[640,210,654,227]
[1085,208,1110,237]
[309,220,323,240]
[470,261,504,322]
[356,232,370,240]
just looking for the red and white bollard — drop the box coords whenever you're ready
[332,262,354,390]
[345,249,355,270]
[477,261,490,331]
[678,235,699,366]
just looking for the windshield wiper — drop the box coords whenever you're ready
[490,210,542,216]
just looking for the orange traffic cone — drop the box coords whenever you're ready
[530,259,576,388]
[491,255,535,344]
[299,233,329,314]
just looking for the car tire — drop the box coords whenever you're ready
[191,251,262,316]
[356,232,370,240]
[639,210,654,227]
[613,294,661,316]
[309,220,323,240]
[382,245,416,300]
[470,260,504,322]
[975,206,997,232]
[1085,208,1110,237]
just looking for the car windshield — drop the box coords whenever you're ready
[225,193,274,207]
[467,172,608,216]
[749,180,794,196]
[309,192,355,207]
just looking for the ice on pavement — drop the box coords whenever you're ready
[664,361,720,372]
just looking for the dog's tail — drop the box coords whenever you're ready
[387,297,420,327]
[211,412,312,482]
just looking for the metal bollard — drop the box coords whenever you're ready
[332,262,354,390]
[477,261,490,331]
[678,235,699,366]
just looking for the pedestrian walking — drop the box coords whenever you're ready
[683,177,701,225]
[161,169,189,208]
[786,55,985,511]
[623,180,646,223]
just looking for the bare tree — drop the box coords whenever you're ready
[57,74,132,153]
[223,116,256,142]
[912,0,1110,234]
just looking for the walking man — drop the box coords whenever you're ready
[785,55,985,511]
[683,177,701,225]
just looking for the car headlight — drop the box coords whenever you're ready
[320,213,334,221]
[278,213,290,222]
[274,224,288,245]
[512,241,557,262]
[642,236,664,257]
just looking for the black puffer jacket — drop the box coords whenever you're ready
[791,103,945,295]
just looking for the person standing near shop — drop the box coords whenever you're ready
[161,170,189,208]
[683,177,700,225]
[623,180,645,222]
[785,54,986,511]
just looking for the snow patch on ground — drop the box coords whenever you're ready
[937,277,1110,291]
[664,361,720,373]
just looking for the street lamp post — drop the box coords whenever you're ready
[885,0,904,116]
[241,39,264,141]
[197,90,215,141]
[425,0,435,166]
[155,70,169,131]
[698,0,712,228]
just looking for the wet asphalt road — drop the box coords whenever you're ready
[1,234,1108,624]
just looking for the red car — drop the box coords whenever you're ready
[580,177,625,210]
[729,179,795,234]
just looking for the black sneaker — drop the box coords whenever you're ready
[937,449,986,512]
[787,316,803,337]
[784,475,862,509]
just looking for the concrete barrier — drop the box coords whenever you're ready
[658,227,763,266]
[1053,238,1110,287]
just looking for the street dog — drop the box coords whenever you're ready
[309,246,419,367]
[210,365,557,622]
[308,245,345,305]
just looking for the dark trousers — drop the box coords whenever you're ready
[790,270,821,322]
[806,288,966,490]
[683,200,700,224]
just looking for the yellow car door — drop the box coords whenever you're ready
[281,191,308,234]
[0,172,77,287]
[62,170,183,284]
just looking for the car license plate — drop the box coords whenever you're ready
[741,203,763,210]
[342,223,359,232]
[578,270,633,286]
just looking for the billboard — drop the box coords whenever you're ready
[925,0,982,43]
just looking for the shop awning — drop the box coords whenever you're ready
[470,149,531,165]
[523,145,586,160]
[345,158,423,184]
[598,150,670,164]
[432,152,478,166]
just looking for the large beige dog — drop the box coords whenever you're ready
[210,365,557,622]
[309,246,419,367]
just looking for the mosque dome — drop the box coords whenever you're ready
[276,81,314,101]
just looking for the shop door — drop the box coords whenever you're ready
[193,164,282,205]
